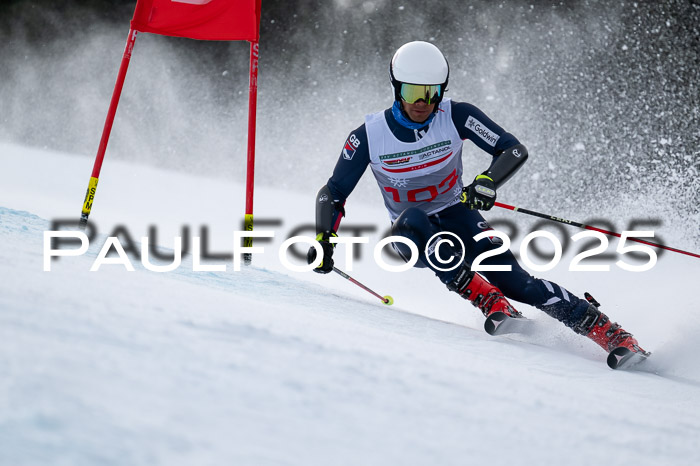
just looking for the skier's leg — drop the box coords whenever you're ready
[435,204,587,319]
[434,204,647,353]
[392,206,522,318]
[390,206,460,270]
[471,242,647,352]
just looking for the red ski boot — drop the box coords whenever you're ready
[447,265,528,335]
[447,265,520,318]
[574,293,650,369]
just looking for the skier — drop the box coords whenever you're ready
[307,41,648,365]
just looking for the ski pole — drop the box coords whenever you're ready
[494,201,700,259]
[332,267,394,305]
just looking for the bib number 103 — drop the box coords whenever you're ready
[383,169,459,203]
[472,230,657,272]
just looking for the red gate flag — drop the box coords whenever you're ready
[131,0,261,41]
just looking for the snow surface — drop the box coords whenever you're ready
[2,142,700,465]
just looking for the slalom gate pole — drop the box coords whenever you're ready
[242,41,259,265]
[494,201,700,259]
[79,28,138,230]
[332,267,394,306]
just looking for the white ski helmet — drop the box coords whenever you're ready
[390,41,449,105]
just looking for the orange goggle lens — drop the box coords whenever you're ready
[399,83,442,104]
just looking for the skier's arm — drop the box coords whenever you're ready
[308,125,370,273]
[451,100,530,182]
[451,101,520,156]
[483,143,528,188]
[314,124,370,235]
[452,101,529,210]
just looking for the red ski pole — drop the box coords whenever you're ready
[494,201,700,259]
[333,267,394,305]
[79,28,138,230]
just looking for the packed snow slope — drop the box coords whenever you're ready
[1,143,700,466]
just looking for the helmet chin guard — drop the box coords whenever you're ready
[390,41,449,106]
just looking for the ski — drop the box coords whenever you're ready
[607,347,651,370]
[483,310,652,370]
[482,314,653,370]
[484,311,532,336]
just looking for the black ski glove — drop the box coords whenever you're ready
[307,232,337,274]
[462,174,497,211]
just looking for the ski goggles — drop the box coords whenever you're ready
[399,83,443,104]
